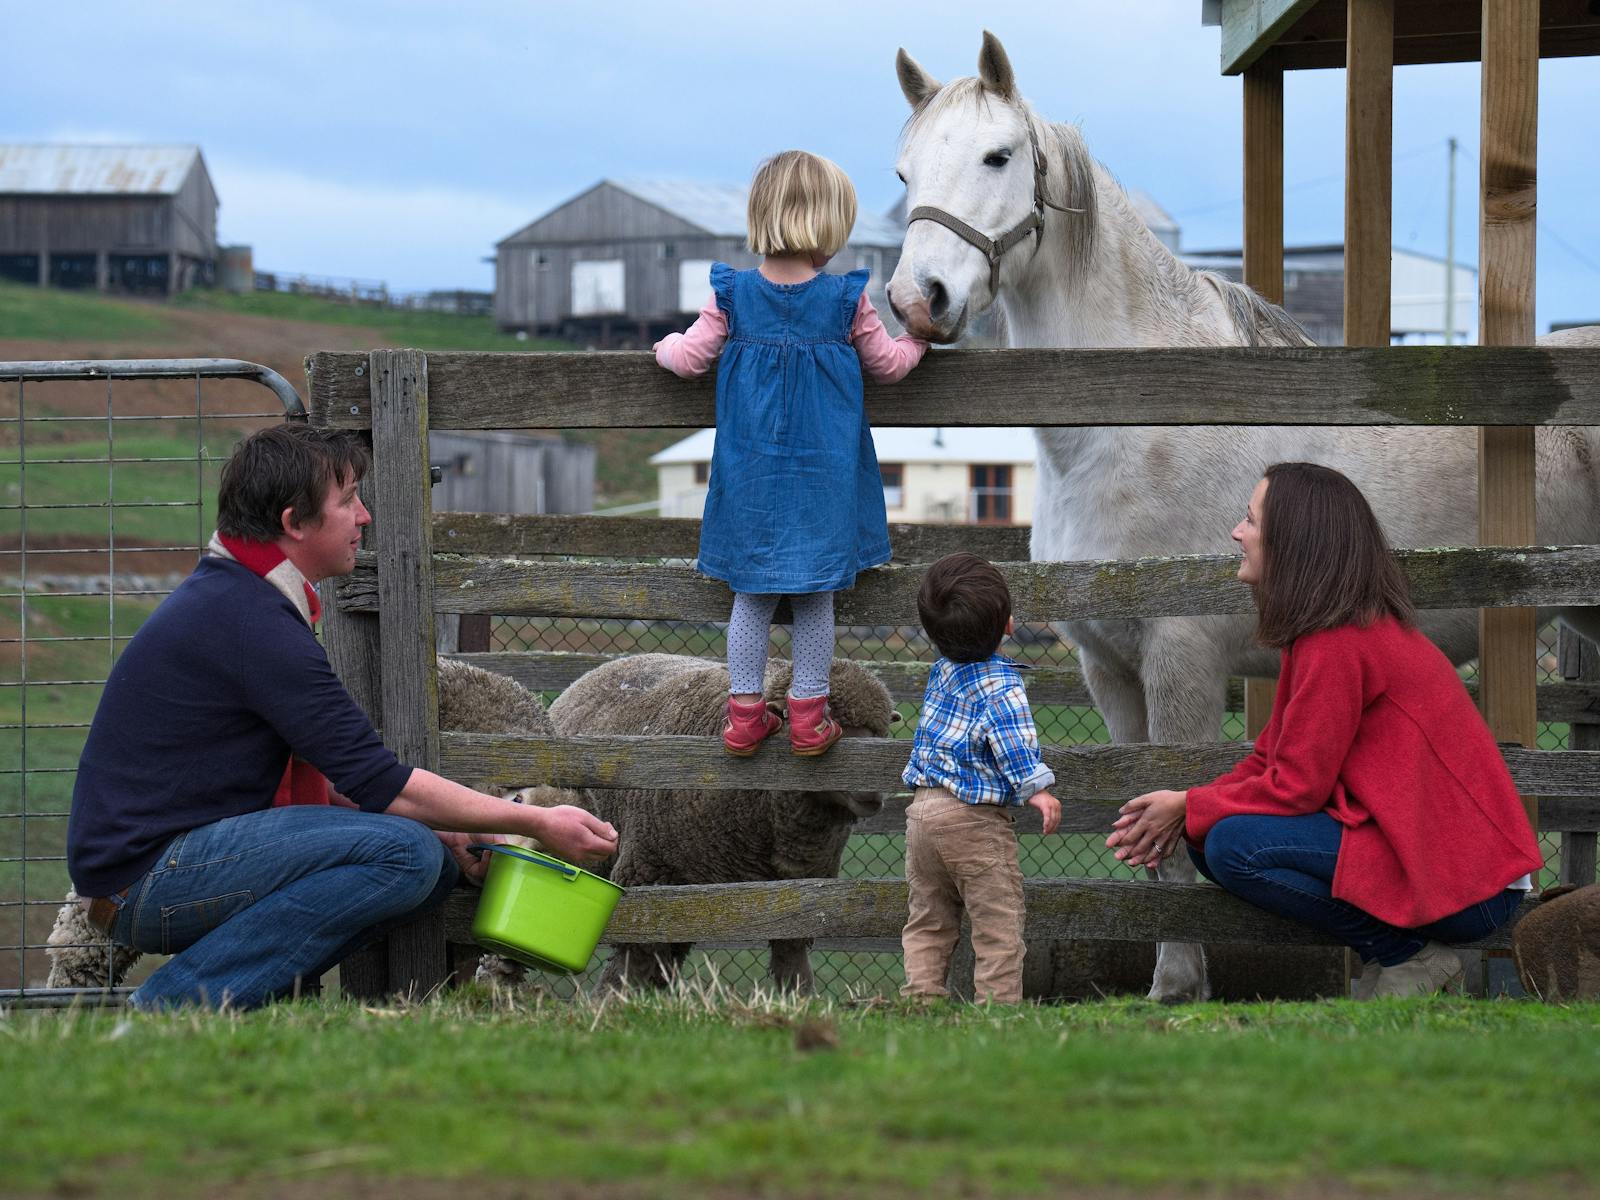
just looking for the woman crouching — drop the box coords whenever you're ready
[1106,461,1542,998]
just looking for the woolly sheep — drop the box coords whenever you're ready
[44,657,572,991]
[1513,884,1600,1001]
[546,653,895,994]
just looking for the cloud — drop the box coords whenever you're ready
[208,160,540,292]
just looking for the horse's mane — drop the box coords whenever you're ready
[1202,273,1316,347]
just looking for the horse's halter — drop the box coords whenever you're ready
[905,115,1082,296]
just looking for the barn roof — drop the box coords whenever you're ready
[0,145,205,195]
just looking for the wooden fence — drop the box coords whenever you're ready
[306,345,1600,998]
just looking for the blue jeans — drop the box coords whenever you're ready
[1190,812,1524,966]
[106,805,457,1010]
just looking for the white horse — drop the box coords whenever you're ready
[887,31,1600,1001]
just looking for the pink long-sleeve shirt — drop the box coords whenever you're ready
[654,289,929,381]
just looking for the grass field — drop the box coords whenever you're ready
[2,992,1598,1199]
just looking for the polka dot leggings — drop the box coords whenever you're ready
[727,591,835,699]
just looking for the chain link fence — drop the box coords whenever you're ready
[490,613,1587,1000]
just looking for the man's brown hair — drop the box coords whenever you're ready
[216,424,370,542]
[1253,461,1415,649]
[917,552,1011,663]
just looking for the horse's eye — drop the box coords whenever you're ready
[983,152,1010,169]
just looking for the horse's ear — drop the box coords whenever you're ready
[896,48,941,108]
[977,30,1016,99]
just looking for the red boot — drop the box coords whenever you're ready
[787,694,843,756]
[723,696,783,756]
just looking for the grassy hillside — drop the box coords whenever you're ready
[0,283,688,506]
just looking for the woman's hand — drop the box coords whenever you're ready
[1105,789,1189,870]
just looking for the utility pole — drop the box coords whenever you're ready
[1444,135,1458,345]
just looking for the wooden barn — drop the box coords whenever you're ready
[493,178,906,347]
[0,144,219,295]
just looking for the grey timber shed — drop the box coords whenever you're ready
[493,178,906,347]
[0,144,220,295]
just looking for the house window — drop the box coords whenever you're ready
[970,464,1013,525]
[880,462,904,509]
[661,242,677,259]
[693,461,709,484]
[533,251,550,271]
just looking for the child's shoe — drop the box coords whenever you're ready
[787,693,843,756]
[723,696,783,756]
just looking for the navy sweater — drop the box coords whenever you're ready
[67,556,413,896]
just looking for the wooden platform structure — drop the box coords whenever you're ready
[309,2,1600,997]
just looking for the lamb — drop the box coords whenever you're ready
[1513,884,1600,1002]
[545,653,896,995]
[44,656,576,991]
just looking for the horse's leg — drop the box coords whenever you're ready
[1140,619,1230,1003]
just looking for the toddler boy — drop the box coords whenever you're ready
[900,552,1061,1004]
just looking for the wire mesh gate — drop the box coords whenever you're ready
[1,359,303,1005]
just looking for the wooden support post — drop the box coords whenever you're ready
[370,348,449,998]
[1559,627,1599,886]
[1344,0,1393,349]
[320,432,389,999]
[1477,0,1540,834]
[1242,56,1285,741]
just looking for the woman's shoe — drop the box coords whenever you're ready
[787,694,843,756]
[1352,957,1382,1000]
[723,696,783,756]
[1372,941,1464,998]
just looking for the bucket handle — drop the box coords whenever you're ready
[467,842,580,881]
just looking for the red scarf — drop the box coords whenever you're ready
[215,533,331,807]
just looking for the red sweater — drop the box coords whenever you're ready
[1185,617,1542,927]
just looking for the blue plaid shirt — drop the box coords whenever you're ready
[902,654,1055,806]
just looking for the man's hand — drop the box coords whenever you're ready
[1027,790,1061,835]
[532,805,618,865]
[436,830,494,885]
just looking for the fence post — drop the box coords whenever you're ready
[1559,626,1599,886]
[369,348,449,998]
[320,430,391,999]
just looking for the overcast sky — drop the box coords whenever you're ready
[5,1,1595,330]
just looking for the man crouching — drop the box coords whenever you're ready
[66,424,616,1010]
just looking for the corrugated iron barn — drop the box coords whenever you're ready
[0,144,219,295]
[493,178,906,347]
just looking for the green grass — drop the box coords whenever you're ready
[2,993,1598,1198]
[0,281,178,341]
[171,288,572,353]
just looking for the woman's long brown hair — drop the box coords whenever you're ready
[1254,462,1416,649]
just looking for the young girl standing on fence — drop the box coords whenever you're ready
[655,150,929,756]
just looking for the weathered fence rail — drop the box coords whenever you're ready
[342,544,1600,622]
[440,731,1600,807]
[306,346,1600,429]
[446,650,1600,725]
[437,880,1533,950]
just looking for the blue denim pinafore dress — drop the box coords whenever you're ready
[694,262,891,595]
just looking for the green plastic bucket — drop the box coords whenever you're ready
[468,843,623,974]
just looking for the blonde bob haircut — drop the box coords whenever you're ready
[746,150,857,257]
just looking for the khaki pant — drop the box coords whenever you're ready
[901,787,1025,1004]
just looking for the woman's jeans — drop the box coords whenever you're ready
[105,805,458,1010]
[1190,812,1525,966]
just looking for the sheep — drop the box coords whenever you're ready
[1513,884,1600,1002]
[44,656,577,991]
[545,653,896,995]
